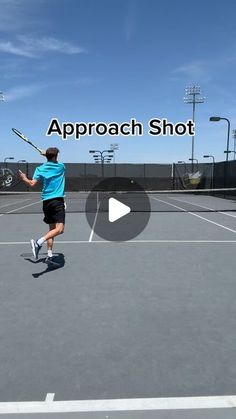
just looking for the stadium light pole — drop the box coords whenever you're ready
[102,154,114,161]
[189,158,198,163]
[110,143,119,163]
[224,150,234,156]
[89,149,114,177]
[189,158,199,171]
[184,84,205,170]
[89,149,114,155]
[93,154,113,163]
[94,158,112,164]
[89,149,114,161]
[203,155,215,189]
[203,155,215,164]
[209,116,231,162]
[93,155,100,162]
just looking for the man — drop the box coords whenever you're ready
[19,147,65,263]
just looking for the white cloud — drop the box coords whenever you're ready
[19,35,86,55]
[171,52,236,83]
[172,61,208,80]
[5,83,46,101]
[4,76,98,102]
[0,36,86,58]
[0,40,35,57]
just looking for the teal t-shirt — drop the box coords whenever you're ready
[33,162,65,201]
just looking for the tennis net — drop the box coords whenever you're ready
[0,187,236,214]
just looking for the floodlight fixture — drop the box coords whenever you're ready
[209,116,221,122]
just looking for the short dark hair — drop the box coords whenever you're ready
[46,147,59,161]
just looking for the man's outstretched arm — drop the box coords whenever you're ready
[19,171,38,188]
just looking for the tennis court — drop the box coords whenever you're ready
[0,189,236,418]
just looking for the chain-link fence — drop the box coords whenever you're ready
[0,161,235,192]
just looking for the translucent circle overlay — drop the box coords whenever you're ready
[86,177,151,242]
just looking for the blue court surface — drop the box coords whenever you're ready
[0,193,236,418]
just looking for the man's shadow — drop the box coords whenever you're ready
[22,253,65,278]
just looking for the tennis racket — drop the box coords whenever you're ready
[12,128,45,155]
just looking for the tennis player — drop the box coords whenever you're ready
[19,147,65,263]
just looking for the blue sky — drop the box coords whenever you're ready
[1,0,236,163]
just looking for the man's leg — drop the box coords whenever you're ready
[31,223,64,260]
[47,223,56,258]
[44,223,64,241]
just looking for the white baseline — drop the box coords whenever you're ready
[0,395,236,414]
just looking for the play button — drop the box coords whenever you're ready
[85,177,151,241]
[109,198,131,222]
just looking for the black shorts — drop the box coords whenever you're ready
[43,198,65,225]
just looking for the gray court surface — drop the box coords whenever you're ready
[0,194,236,418]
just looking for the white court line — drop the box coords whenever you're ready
[0,198,31,210]
[88,201,101,242]
[151,196,187,212]
[151,196,236,234]
[189,212,236,234]
[1,240,236,245]
[0,199,42,217]
[169,195,236,218]
[0,395,236,414]
[45,393,55,402]
[58,239,236,243]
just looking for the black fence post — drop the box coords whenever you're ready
[172,163,176,190]
[84,163,87,191]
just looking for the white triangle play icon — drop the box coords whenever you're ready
[108,198,131,223]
